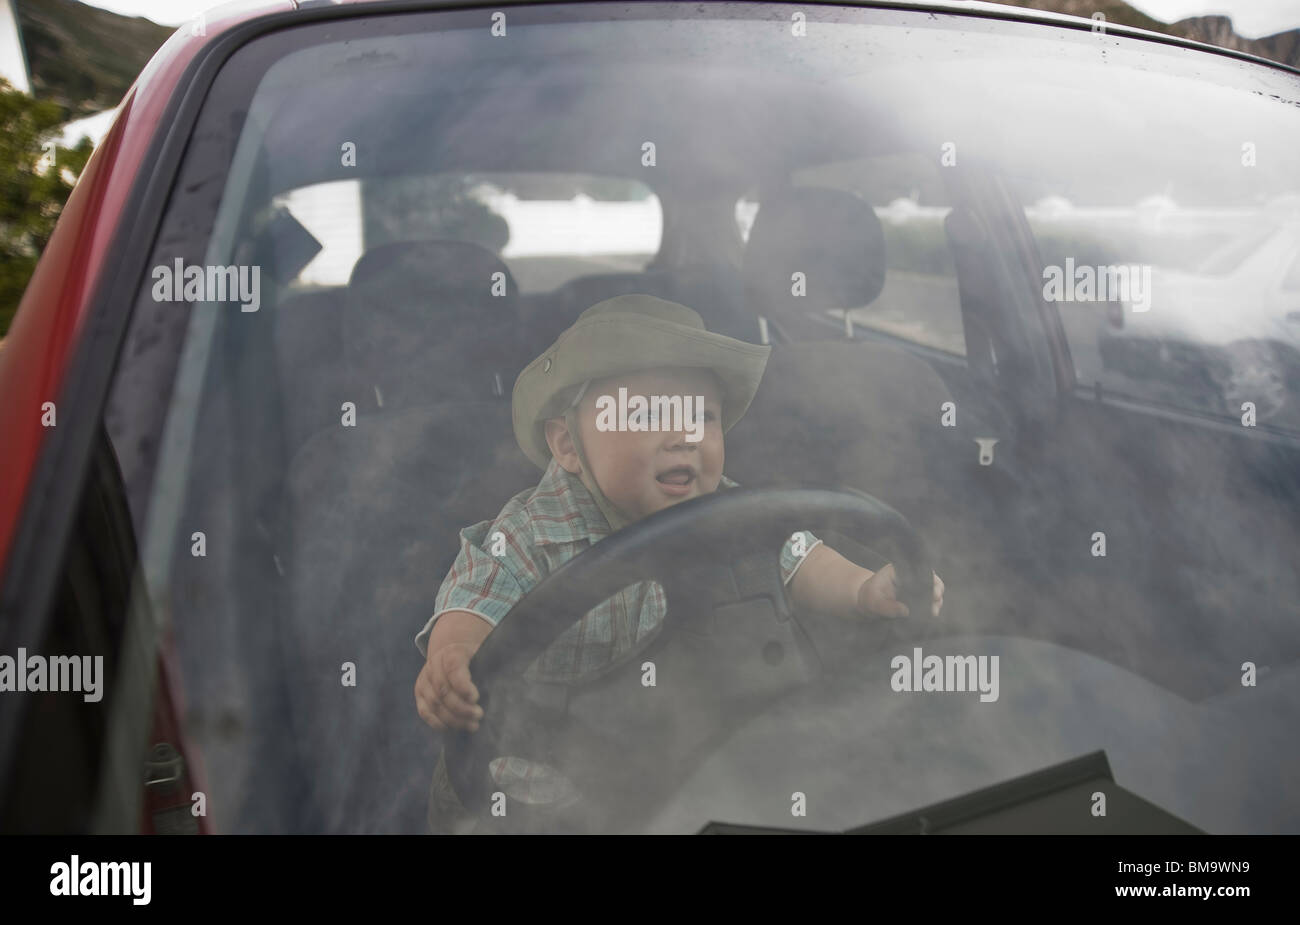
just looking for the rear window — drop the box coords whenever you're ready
[274,173,660,292]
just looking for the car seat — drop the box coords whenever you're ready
[729,185,1003,558]
[276,239,540,831]
[343,239,529,412]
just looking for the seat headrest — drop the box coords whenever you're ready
[742,187,887,315]
[344,239,523,408]
[348,239,518,310]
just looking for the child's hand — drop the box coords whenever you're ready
[414,642,484,733]
[856,564,945,619]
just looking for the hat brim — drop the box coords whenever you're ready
[513,311,771,468]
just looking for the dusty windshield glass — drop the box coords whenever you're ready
[105,4,1300,834]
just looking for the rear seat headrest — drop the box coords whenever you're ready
[742,186,887,315]
[344,239,524,408]
[348,239,518,311]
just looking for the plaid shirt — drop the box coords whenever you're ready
[415,458,820,805]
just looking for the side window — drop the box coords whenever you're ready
[1025,198,1300,435]
[0,432,136,833]
[740,153,966,357]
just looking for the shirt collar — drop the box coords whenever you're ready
[530,458,612,547]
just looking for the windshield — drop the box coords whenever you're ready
[102,2,1300,834]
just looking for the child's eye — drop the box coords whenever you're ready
[703,410,718,423]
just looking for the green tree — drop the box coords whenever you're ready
[1,78,94,336]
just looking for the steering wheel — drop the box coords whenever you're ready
[443,487,935,833]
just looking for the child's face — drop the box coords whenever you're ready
[554,367,725,523]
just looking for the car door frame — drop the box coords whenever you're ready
[0,2,312,832]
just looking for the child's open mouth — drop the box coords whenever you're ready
[655,465,697,496]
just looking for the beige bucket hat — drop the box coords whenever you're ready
[512,294,772,469]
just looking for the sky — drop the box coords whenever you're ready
[60,0,1300,39]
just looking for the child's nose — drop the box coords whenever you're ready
[664,428,699,450]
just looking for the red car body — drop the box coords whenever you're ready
[0,1,299,573]
[0,0,297,835]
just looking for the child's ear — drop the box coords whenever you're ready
[544,418,583,475]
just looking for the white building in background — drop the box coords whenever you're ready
[1,0,117,159]
[0,0,31,94]
[60,105,121,148]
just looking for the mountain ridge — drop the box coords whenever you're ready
[986,0,1300,67]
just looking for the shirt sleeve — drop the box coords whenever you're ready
[414,525,530,658]
[719,476,820,587]
[779,531,822,586]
